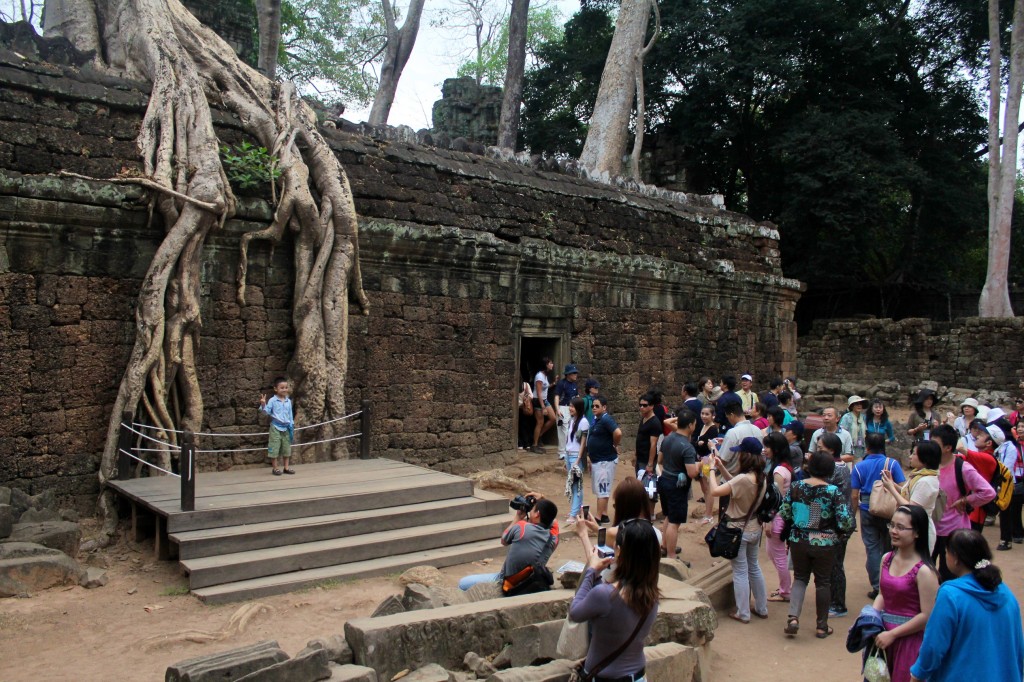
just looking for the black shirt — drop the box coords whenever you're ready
[635,415,663,468]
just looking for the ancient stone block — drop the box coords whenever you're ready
[304,635,353,665]
[482,659,576,682]
[510,620,564,667]
[398,565,445,587]
[165,640,289,682]
[464,580,503,602]
[328,664,377,682]
[658,558,691,583]
[370,594,405,617]
[234,647,331,682]
[80,566,107,588]
[345,590,574,680]
[0,542,84,596]
[402,664,455,682]
[464,652,497,679]
[5,521,81,557]
[19,508,60,523]
[0,504,12,538]
[403,583,470,611]
[642,642,698,682]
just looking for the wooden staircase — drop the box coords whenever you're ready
[108,459,510,604]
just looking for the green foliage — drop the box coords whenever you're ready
[278,0,386,106]
[454,5,566,86]
[522,0,997,307]
[220,141,283,191]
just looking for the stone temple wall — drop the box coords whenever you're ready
[0,46,802,511]
[797,317,1024,399]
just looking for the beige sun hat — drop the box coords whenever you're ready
[847,395,869,409]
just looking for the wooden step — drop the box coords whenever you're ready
[183,514,511,589]
[191,538,508,604]
[170,492,510,559]
[164,474,474,532]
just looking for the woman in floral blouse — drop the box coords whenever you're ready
[778,449,854,639]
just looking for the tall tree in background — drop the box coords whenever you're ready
[43,0,369,540]
[980,0,1024,317]
[497,0,529,149]
[579,0,657,175]
[257,0,283,78]
[367,0,426,124]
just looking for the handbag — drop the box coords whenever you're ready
[568,603,652,682]
[705,478,763,560]
[862,644,890,682]
[869,459,898,520]
[555,617,589,659]
[521,383,534,416]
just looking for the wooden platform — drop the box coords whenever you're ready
[107,459,510,603]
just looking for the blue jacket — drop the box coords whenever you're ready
[910,574,1024,682]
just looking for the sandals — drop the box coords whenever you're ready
[699,516,714,525]
[727,612,749,624]
[283,468,296,475]
[768,591,790,602]
[816,625,834,639]
[272,469,282,476]
[784,616,799,635]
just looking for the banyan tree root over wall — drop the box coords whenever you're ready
[43,0,369,541]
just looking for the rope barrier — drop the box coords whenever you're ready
[119,449,180,478]
[293,432,362,448]
[295,410,363,432]
[121,424,181,450]
[195,446,268,454]
[131,422,268,438]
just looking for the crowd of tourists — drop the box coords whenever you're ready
[517,362,1024,682]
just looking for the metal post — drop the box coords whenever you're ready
[180,431,196,512]
[360,399,371,460]
[116,411,134,480]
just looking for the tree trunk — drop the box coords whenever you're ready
[44,0,369,540]
[256,0,282,79]
[981,0,1023,318]
[496,0,529,150]
[367,0,426,126]
[579,0,652,175]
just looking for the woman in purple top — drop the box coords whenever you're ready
[570,516,660,681]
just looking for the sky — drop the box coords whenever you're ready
[344,0,584,130]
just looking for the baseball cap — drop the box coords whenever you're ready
[784,420,805,438]
[741,374,753,381]
[731,436,764,454]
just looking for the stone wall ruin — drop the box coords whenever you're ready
[0,36,803,510]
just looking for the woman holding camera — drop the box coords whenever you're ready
[570,515,660,682]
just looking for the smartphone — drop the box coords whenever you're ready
[582,505,590,520]
[596,528,615,558]
[597,528,606,546]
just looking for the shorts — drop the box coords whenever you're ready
[591,460,617,498]
[268,426,292,459]
[657,476,689,524]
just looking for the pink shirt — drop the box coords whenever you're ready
[936,458,995,536]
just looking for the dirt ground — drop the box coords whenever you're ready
[2,444,1023,682]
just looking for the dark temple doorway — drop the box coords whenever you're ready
[517,336,563,449]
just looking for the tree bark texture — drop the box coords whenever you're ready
[579,0,652,175]
[981,0,1022,317]
[367,0,426,125]
[256,0,282,79]
[496,0,529,150]
[627,0,659,180]
[42,0,369,538]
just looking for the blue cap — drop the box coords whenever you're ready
[564,364,579,375]
[731,436,764,455]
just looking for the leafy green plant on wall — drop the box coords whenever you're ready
[219,141,282,191]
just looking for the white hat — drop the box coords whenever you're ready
[986,407,1006,424]
[977,405,991,422]
[847,395,869,408]
[741,374,753,381]
[960,397,979,410]
[987,424,1006,446]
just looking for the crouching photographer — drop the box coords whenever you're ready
[458,492,559,594]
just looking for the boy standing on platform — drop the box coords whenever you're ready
[261,376,295,476]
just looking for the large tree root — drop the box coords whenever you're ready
[45,0,368,526]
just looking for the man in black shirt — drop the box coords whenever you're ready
[658,409,700,560]
[637,391,664,476]
[715,375,742,431]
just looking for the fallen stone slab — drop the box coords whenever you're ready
[491,647,512,670]
[403,583,469,611]
[400,664,454,682]
[510,620,563,667]
[463,652,496,678]
[304,635,353,665]
[9,488,30,518]
[4,521,81,557]
[235,647,331,682]
[165,640,289,682]
[398,565,445,587]
[28,489,57,512]
[370,594,405,617]
[328,664,377,682]
[464,581,503,602]
[19,508,61,523]
[482,659,575,682]
[646,595,717,647]
[643,642,698,682]
[345,590,573,680]
[0,543,85,597]
[0,504,12,539]
[658,558,691,583]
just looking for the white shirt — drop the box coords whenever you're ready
[808,426,853,455]
[718,420,762,475]
[566,418,590,457]
[534,371,550,400]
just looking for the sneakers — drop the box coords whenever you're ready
[866,589,879,600]
[997,541,1013,551]
[558,454,566,460]
[828,607,848,618]
[598,515,611,525]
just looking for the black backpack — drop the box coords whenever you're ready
[757,467,784,523]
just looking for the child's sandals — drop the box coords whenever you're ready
[784,616,799,635]
[272,468,282,476]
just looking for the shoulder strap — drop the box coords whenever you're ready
[954,456,968,499]
[587,602,652,678]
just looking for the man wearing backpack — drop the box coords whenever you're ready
[930,425,995,581]
[850,433,906,599]
[953,425,1000,531]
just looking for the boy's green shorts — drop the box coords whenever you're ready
[267,427,292,459]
